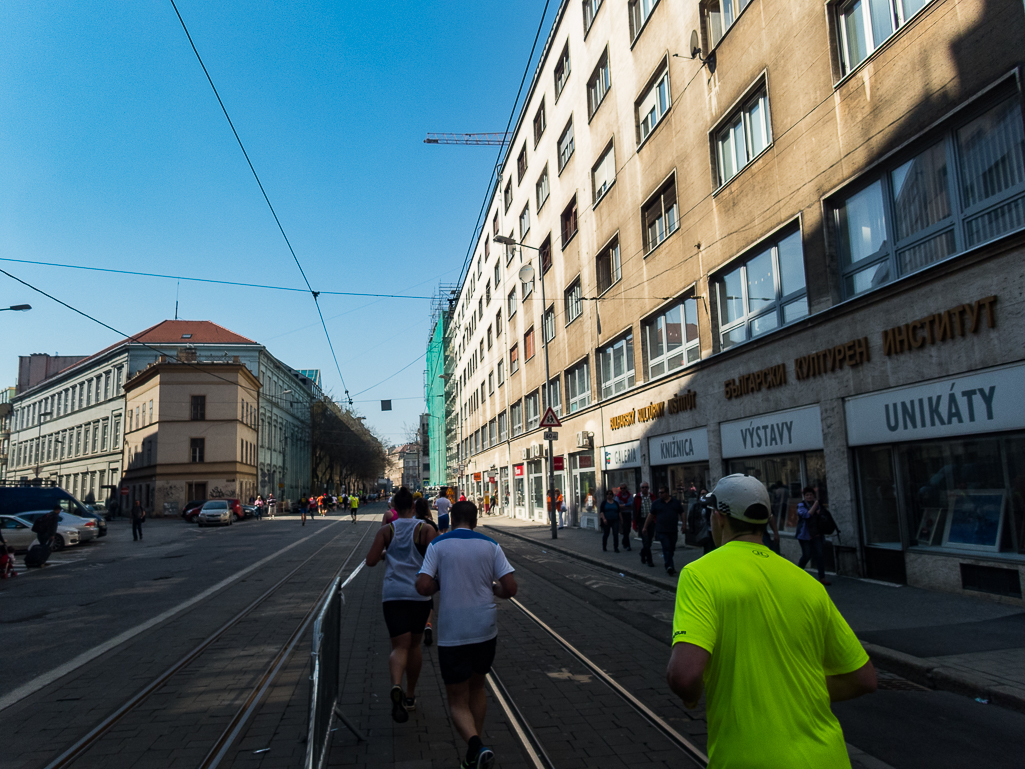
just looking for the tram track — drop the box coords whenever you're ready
[42,519,375,769]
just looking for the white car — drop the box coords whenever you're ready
[197,500,233,527]
[0,514,82,551]
[16,510,99,543]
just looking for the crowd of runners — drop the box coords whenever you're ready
[363,475,877,769]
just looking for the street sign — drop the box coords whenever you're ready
[553,456,565,471]
[120,488,128,496]
[543,430,558,441]
[539,407,562,428]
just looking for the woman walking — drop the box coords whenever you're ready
[365,488,437,722]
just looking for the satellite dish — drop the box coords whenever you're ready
[690,29,701,59]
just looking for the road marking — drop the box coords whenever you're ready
[0,521,342,714]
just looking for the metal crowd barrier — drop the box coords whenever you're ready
[304,566,366,769]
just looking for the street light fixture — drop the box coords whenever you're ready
[1,304,31,312]
[494,235,558,540]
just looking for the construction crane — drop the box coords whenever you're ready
[424,132,511,146]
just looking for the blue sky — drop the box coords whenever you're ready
[0,0,558,444]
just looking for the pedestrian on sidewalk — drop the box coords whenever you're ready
[634,483,657,566]
[255,495,264,520]
[557,489,568,529]
[130,500,146,541]
[299,494,308,525]
[267,493,276,518]
[797,487,830,585]
[643,486,684,575]
[365,487,437,724]
[616,485,633,551]
[667,474,876,768]
[416,500,517,769]
[350,492,359,523]
[600,490,621,552]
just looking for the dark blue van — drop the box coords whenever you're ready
[0,486,108,536]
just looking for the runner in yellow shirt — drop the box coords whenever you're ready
[350,493,359,524]
[667,474,876,768]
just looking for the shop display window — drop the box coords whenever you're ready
[729,451,827,534]
[859,434,1025,555]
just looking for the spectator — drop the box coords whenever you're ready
[634,483,657,566]
[130,500,146,542]
[615,485,633,551]
[643,486,684,575]
[599,491,621,553]
[797,486,829,585]
[667,474,876,767]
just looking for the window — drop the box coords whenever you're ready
[498,358,505,384]
[486,281,491,304]
[637,66,670,144]
[592,141,616,204]
[533,100,547,145]
[505,231,516,263]
[508,288,518,317]
[191,395,206,421]
[190,438,205,463]
[716,228,808,349]
[543,305,556,343]
[489,371,495,395]
[716,87,771,186]
[596,236,622,293]
[835,97,1025,298]
[629,0,658,40]
[504,179,513,213]
[525,391,541,430]
[587,49,611,117]
[558,119,575,171]
[838,0,929,75]
[522,269,534,298]
[544,377,563,416]
[510,344,520,374]
[554,44,571,99]
[564,280,583,324]
[566,360,591,412]
[643,297,700,380]
[498,411,508,441]
[493,212,499,236]
[487,325,493,349]
[536,165,550,210]
[489,419,497,446]
[524,327,536,360]
[517,143,528,183]
[519,204,531,239]
[540,234,553,273]
[494,262,500,287]
[583,0,603,32]
[561,197,579,247]
[511,401,524,436]
[496,309,503,334]
[599,335,636,399]
[704,0,752,47]
[485,236,490,260]
[643,176,679,252]
[101,420,109,452]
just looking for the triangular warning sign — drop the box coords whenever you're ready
[538,407,562,428]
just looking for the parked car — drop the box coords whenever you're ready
[0,513,81,551]
[197,500,233,527]
[241,504,258,519]
[182,500,205,523]
[75,507,108,537]
[17,510,99,543]
[225,498,243,521]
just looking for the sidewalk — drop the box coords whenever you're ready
[483,516,1025,714]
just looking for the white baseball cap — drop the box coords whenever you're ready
[701,474,771,523]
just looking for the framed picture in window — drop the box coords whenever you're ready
[915,507,945,546]
[942,491,1005,551]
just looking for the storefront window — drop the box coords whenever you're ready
[529,460,545,520]
[500,467,510,511]
[729,451,826,534]
[572,452,597,520]
[854,446,902,548]
[652,463,711,498]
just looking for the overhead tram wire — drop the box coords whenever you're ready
[0,258,434,300]
[167,0,353,405]
[454,0,553,288]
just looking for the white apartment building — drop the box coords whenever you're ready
[5,320,319,512]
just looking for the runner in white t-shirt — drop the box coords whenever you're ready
[434,494,452,533]
[416,500,516,769]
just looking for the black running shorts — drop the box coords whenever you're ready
[382,600,432,638]
[437,637,498,685]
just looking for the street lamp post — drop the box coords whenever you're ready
[495,236,557,540]
[35,410,53,479]
[1,304,32,312]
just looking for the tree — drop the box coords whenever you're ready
[310,397,386,494]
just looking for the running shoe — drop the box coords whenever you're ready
[476,746,495,769]
[403,695,416,712]
[390,685,408,723]
[423,623,433,646]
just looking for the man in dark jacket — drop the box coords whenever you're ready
[633,483,657,567]
[643,486,685,575]
[33,508,60,547]
[130,500,146,541]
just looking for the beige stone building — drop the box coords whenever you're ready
[443,0,1025,603]
[122,358,260,514]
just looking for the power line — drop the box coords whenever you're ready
[351,351,428,397]
[168,0,353,404]
[0,257,434,300]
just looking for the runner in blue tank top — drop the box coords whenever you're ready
[365,487,437,723]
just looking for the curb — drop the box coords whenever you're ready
[486,523,1025,716]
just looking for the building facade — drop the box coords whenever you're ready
[0,385,16,482]
[122,359,260,513]
[5,320,318,513]
[386,443,423,491]
[425,310,450,486]
[441,0,1025,603]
